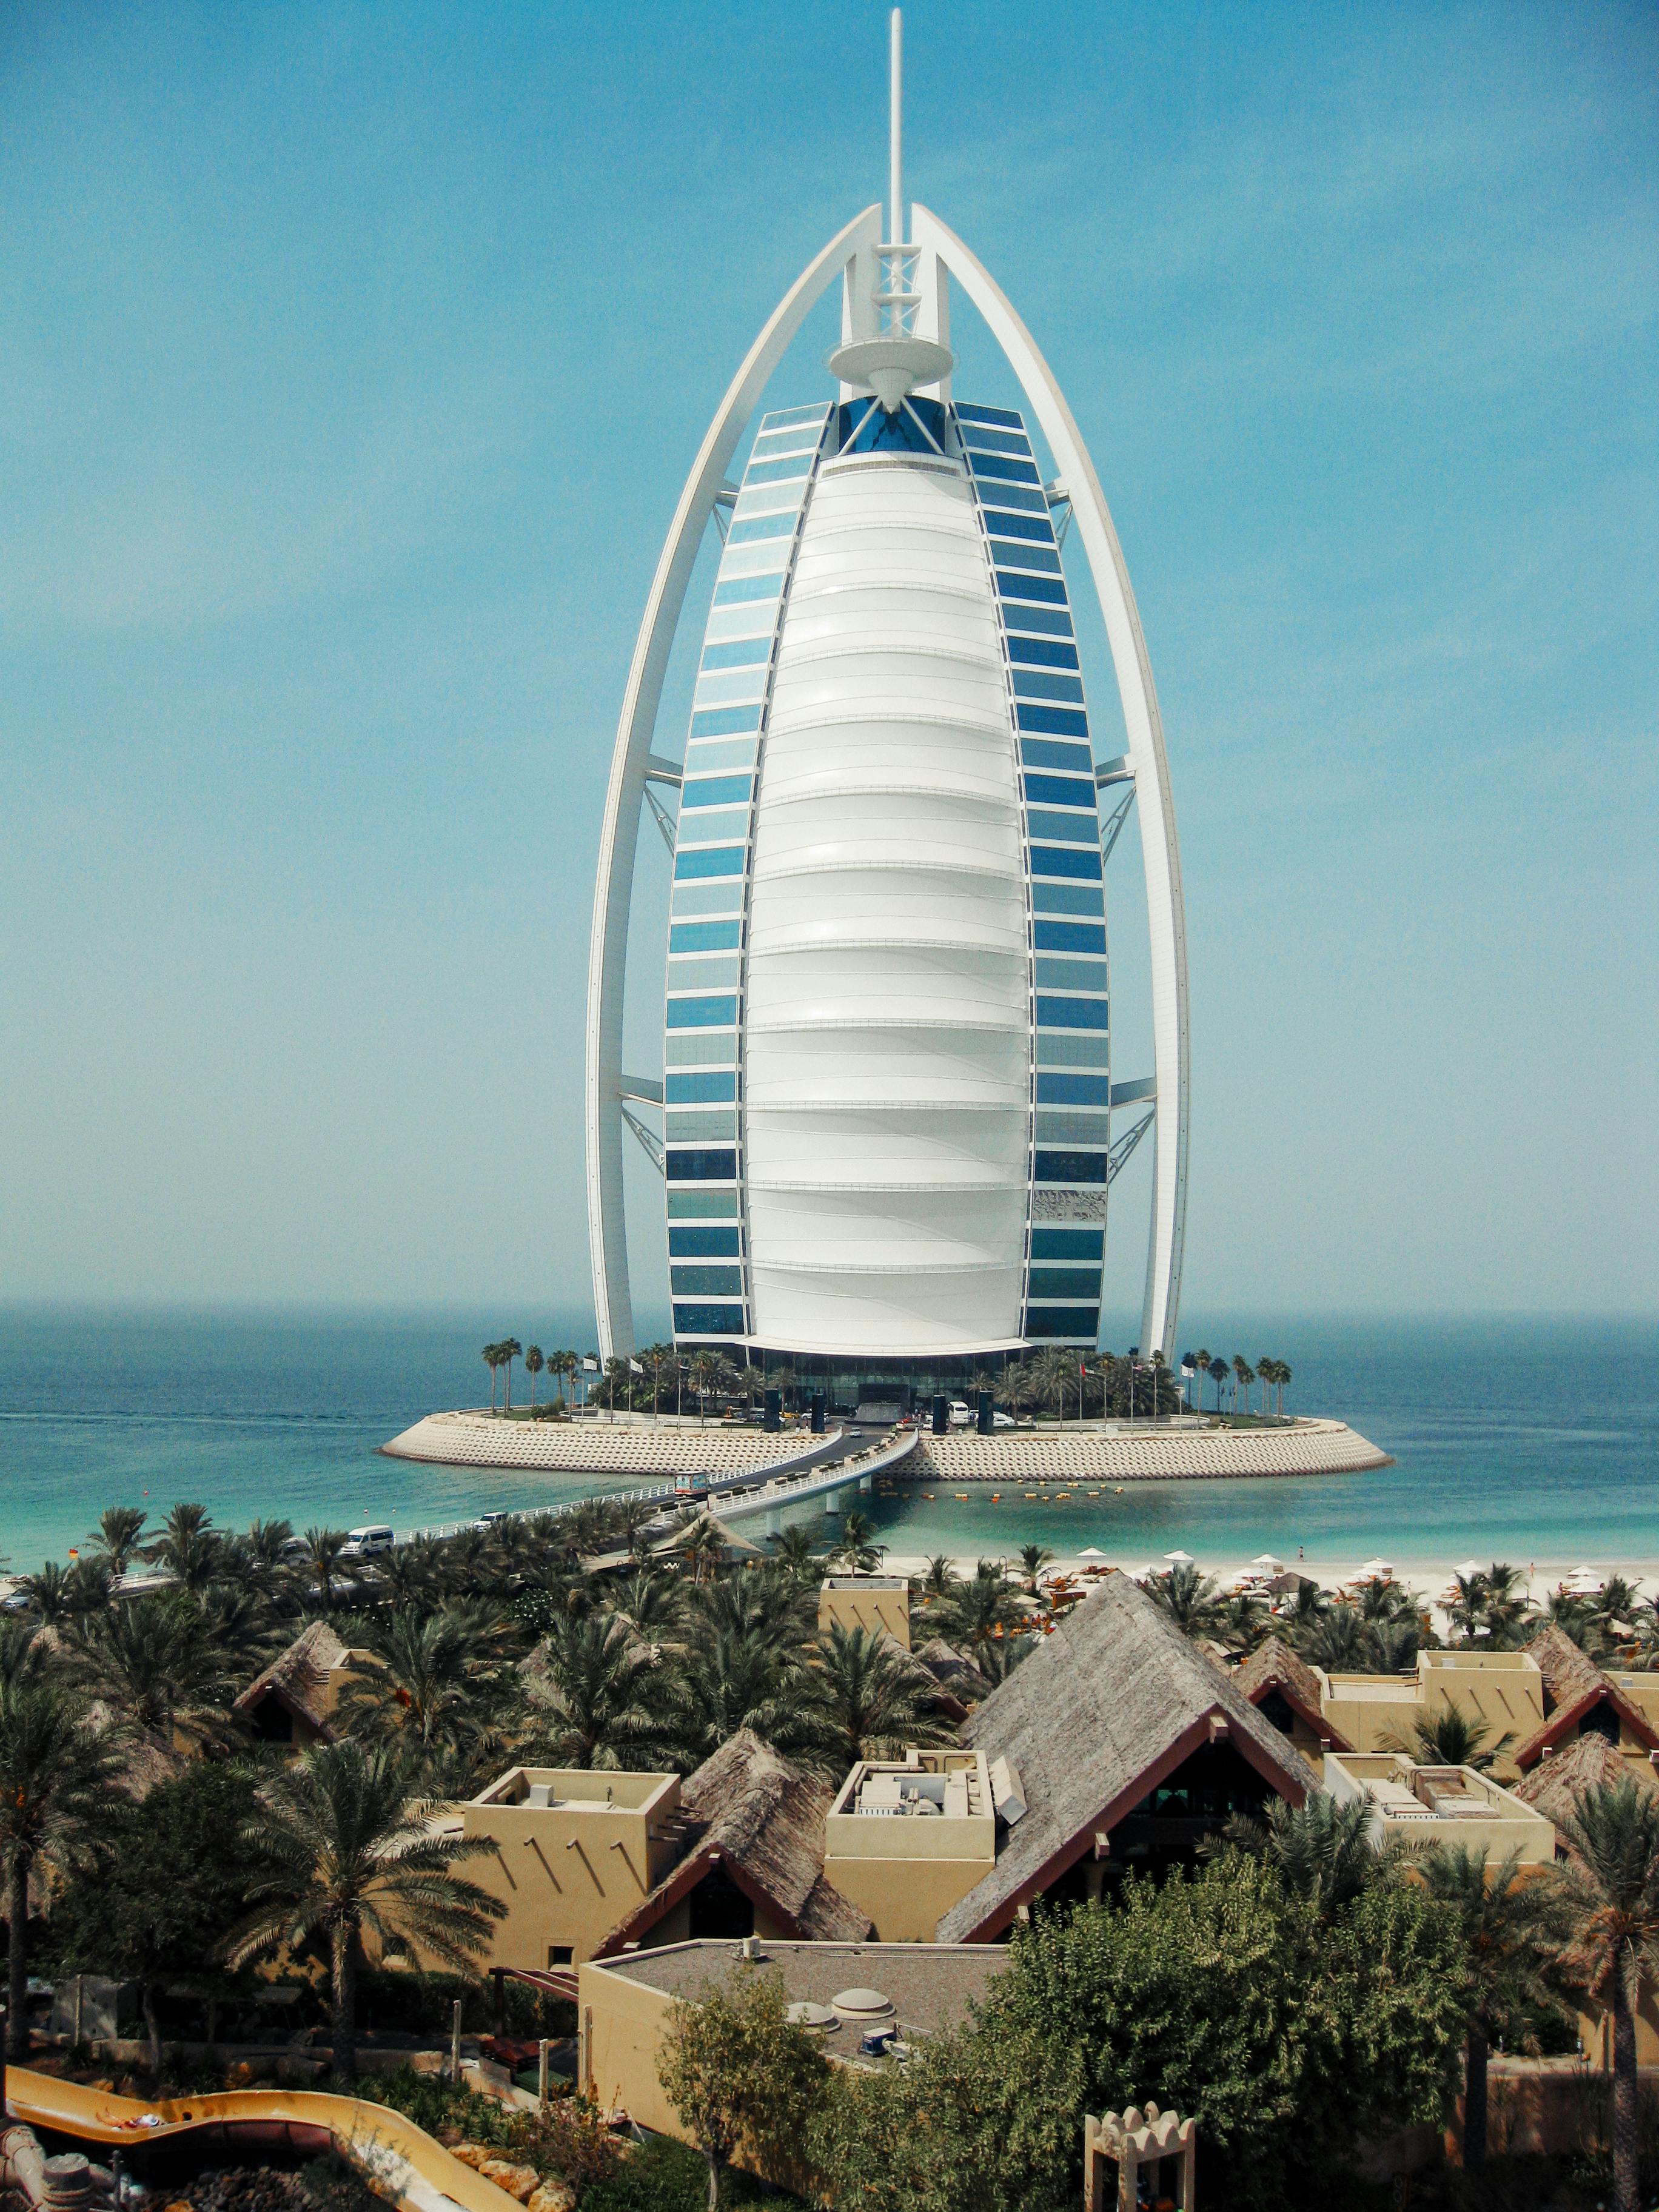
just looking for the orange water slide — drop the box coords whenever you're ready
[4,2068,524,2212]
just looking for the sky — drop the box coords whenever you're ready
[1,0,1655,1332]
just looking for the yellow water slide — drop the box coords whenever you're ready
[4,2068,525,2212]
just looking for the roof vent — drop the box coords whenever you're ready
[786,2001,838,2031]
[989,1756,1027,1826]
[832,1986,895,2022]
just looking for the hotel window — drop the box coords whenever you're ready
[668,1225,742,1257]
[956,403,1023,428]
[671,1264,745,1297]
[665,1029,739,1065]
[982,509,1054,543]
[712,574,784,606]
[998,572,1068,606]
[1004,603,1075,637]
[1025,808,1098,846]
[668,920,741,956]
[1024,1306,1101,1338]
[682,774,755,811]
[665,1069,738,1102]
[665,994,740,1029]
[673,847,747,882]
[673,1303,746,1334]
[1027,1268,1104,1301]
[1034,994,1110,1031]
[969,452,1042,484]
[960,426,1033,456]
[700,637,772,671]
[1017,703,1091,739]
[1033,1150,1110,1185]
[1022,773,1095,809]
[666,1149,740,1181]
[1009,636,1080,669]
[1030,845,1103,882]
[1036,1071,1112,1106]
[1033,921,1106,956]
[1030,1228,1105,1261]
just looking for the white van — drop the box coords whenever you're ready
[341,1524,394,1558]
[948,1400,973,1427]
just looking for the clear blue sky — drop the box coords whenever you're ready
[2,1,1654,1328]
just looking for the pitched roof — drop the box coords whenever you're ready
[913,1635,990,1720]
[592,1728,870,1957]
[233,1619,349,1735]
[1233,1636,1353,1751]
[1512,1731,1657,1849]
[936,1575,1319,1944]
[1512,1626,1659,1769]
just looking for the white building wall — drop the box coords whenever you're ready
[742,450,1032,1355]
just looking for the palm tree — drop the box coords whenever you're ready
[87,1507,147,1578]
[605,1569,688,1641]
[831,1510,885,1575]
[0,1675,119,2074]
[18,1563,73,1626]
[1555,1777,1659,2212]
[498,1338,522,1413]
[1273,1359,1292,1416]
[601,1355,632,1419]
[1418,1843,1566,2173]
[226,1740,502,2082]
[481,1342,501,1411]
[1191,1349,1212,1413]
[1386,1706,1515,1774]
[335,1605,519,1770]
[1144,1561,1227,1641]
[917,1555,960,1604]
[669,1632,825,1769]
[526,1613,671,1768]
[806,1624,954,1771]
[768,1526,825,1584]
[525,1346,543,1408]
[1216,1590,1269,1654]
[1017,1544,1053,1596]
[301,1527,353,1611]
[686,1349,728,1426]
[1299,1605,1369,1672]
[144,1503,223,1596]
[934,1561,1024,1653]
[67,1594,240,1750]
[1221,1793,1393,1917]
[1449,1562,1532,1647]
[1207,1356,1228,1413]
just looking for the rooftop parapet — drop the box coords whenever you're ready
[1324,1753,1555,1865]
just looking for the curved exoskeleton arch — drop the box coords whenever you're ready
[586,201,1188,1363]
[585,207,883,1359]
[910,205,1190,1359]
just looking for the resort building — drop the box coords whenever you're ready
[1514,1737,1659,2065]
[577,1940,1007,2138]
[1509,1626,1659,1772]
[591,1731,870,1958]
[586,12,1190,1386]
[1234,1635,1353,1774]
[822,1749,999,1940]
[936,1575,1318,1936]
[450,1767,685,1971]
[1322,1754,1556,1866]
[233,1621,372,1746]
[1310,1633,1659,1783]
[817,1574,911,1649]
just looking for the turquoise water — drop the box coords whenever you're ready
[0,1308,1653,1577]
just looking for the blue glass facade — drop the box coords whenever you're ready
[663,395,1108,1350]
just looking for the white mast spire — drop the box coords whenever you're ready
[889,8,904,247]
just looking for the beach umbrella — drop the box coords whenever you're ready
[1164,1549,1196,1565]
[1251,1553,1284,1569]
[1453,1560,1483,1578]
[1076,1546,1108,1559]
[1358,1558,1395,1577]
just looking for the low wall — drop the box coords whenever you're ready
[908,1418,1392,1483]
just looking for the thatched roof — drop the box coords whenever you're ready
[1513,1626,1659,1769]
[937,1576,1320,1944]
[592,1728,870,1956]
[1513,1731,1657,1852]
[1234,1636,1353,1751]
[233,1619,349,1735]
[914,1635,991,1718]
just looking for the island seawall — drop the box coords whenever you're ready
[380,1412,1392,1482]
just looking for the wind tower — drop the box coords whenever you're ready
[585,10,1189,1383]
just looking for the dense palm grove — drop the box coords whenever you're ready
[4,1507,1659,2211]
[471,1339,1275,1422]
[1143,1553,1659,1680]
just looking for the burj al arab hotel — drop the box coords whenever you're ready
[586,13,1189,1388]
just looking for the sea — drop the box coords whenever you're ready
[0,1308,1653,1584]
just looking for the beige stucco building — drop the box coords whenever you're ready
[817,1575,911,1650]
[450,1767,684,1969]
[822,1749,1000,1940]
[1323,1753,1557,1866]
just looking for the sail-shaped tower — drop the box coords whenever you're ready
[586,14,1188,1381]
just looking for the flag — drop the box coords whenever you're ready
[629,1359,644,1374]
[583,1357,598,1372]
